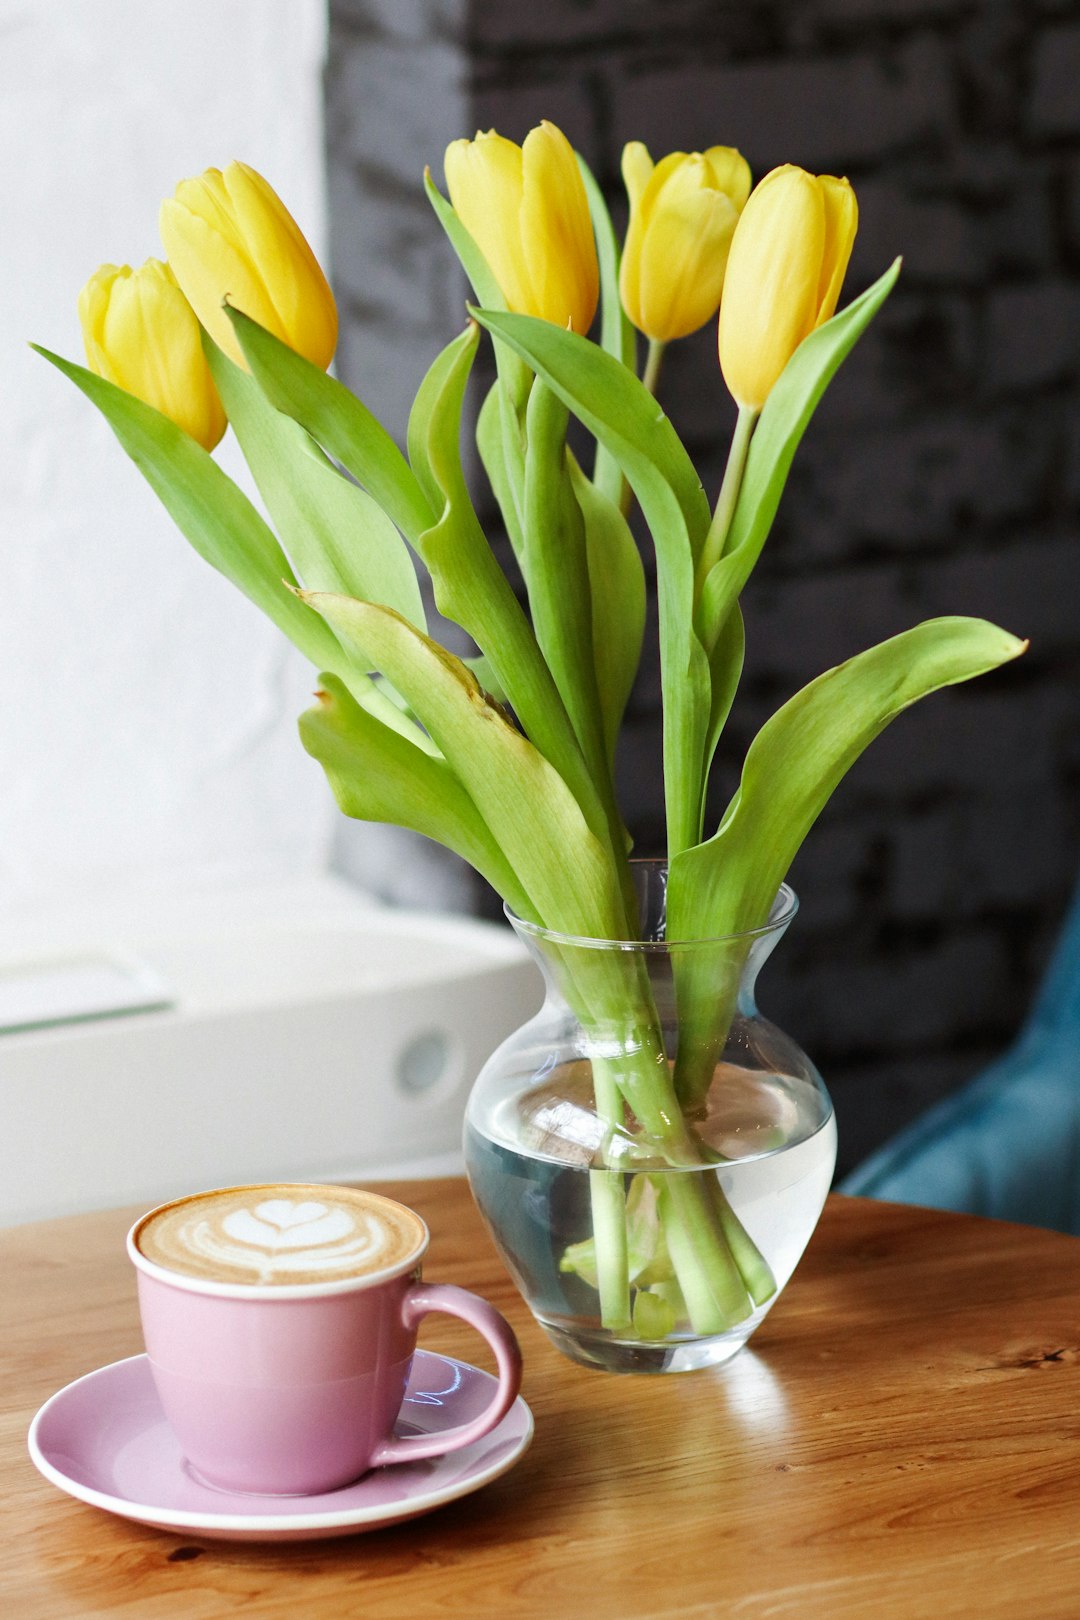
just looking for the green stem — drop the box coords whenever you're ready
[567,957,760,1336]
[589,1171,633,1334]
[673,953,742,1112]
[548,876,771,1342]
[695,405,757,593]
[658,1180,752,1333]
[642,338,666,399]
[589,1054,633,1332]
[710,1179,776,1307]
[619,339,667,519]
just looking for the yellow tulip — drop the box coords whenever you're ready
[159,160,337,370]
[619,142,751,343]
[444,122,599,334]
[718,165,858,410]
[78,259,226,450]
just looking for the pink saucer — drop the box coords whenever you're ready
[28,1351,533,1542]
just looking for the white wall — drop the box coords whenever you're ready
[0,0,336,908]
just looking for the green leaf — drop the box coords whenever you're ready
[406,327,612,852]
[471,308,714,856]
[33,344,345,676]
[560,1175,670,1289]
[476,381,526,564]
[299,673,533,917]
[463,653,509,706]
[632,1288,678,1340]
[224,306,434,546]
[207,343,426,633]
[406,327,470,516]
[471,309,709,558]
[577,156,635,373]
[669,617,1027,944]
[568,457,646,764]
[698,260,901,650]
[667,614,1025,1110]
[577,153,635,506]
[701,604,745,818]
[298,595,627,942]
[523,380,609,783]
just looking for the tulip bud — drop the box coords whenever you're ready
[159,160,337,371]
[444,121,599,334]
[619,142,751,344]
[78,259,226,450]
[718,165,858,411]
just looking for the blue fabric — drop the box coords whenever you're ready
[840,883,1080,1233]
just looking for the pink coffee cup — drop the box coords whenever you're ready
[127,1185,522,1496]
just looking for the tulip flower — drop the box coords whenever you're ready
[159,160,337,370]
[444,122,599,334]
[619,143,751,344]
[718,165,857,411]
[78,259,226,450]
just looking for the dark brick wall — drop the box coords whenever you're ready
[327,0,1080,1174]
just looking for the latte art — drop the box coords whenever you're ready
[136,1185,426,1286]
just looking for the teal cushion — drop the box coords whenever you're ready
[841,886,1080,1233]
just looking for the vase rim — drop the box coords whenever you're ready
[506,871,799,952]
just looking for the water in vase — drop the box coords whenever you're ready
[465,1061,836,1371]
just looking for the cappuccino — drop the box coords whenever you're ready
[135,1184,426,1287]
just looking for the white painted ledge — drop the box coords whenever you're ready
[0,875,541,1226]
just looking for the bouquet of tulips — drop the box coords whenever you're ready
[37,122,1023,1346]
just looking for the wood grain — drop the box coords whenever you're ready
[5,1185,1080,1619]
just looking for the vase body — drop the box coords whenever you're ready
[464,865,835,1373]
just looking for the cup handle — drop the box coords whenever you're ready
[369,1282,523,1468]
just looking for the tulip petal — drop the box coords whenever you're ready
[445,132,533,316]
[702,147,752,210]
[423,168,505,312]
[617,145,649,340]
[161,197,277,363]
[78,264,124,386]
[619,151,685,339]
[718,165,825,410]
[221,162,337,370]
[521,121,598,332]
[815,175,858,324]
[172,167,243,241]
[133,262,226,450]
[161,162,337,372]
[77,264,118,346]
[621,147,750,343]
[78,259,225,450]
[636,157,741,340]
[620,141,655,212]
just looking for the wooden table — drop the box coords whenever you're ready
[5,1183,1080,1619]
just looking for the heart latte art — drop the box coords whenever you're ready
[136,1185,425,1285]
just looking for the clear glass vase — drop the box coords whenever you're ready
[464,862,835,1373]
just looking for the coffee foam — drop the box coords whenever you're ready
[135,1184,425,1286]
